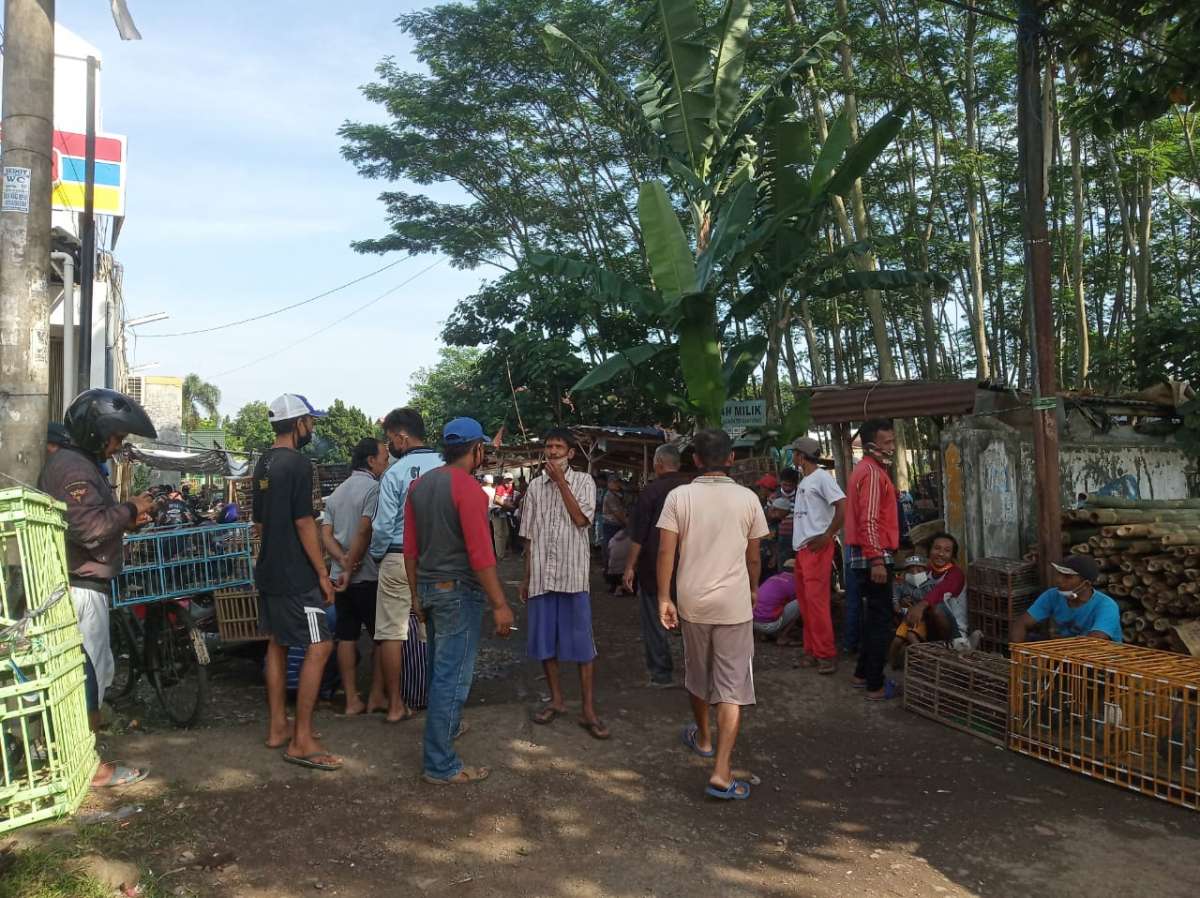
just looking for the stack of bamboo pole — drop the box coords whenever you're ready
[1062,495,1200,654]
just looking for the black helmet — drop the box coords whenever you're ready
[64,388,157,461]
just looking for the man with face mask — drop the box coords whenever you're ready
[1010,555,1122,643]
[369,408,443,723]
[403,418,515,784]
[254,394,341,770]
[847,419,901,700]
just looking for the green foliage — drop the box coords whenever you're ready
[313,400,379,464]
[226,401,274,455]
[181,373,221,433]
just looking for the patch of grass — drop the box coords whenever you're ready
[0,844,113,898]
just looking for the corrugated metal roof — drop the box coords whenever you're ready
[809,380,980,424]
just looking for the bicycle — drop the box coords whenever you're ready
[109,596,210,728]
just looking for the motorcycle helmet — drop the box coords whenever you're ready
[64,388,158,461]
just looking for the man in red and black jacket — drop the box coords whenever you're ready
[404,417,514,786]
[846,419,900,700]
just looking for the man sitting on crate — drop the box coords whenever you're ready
[1010,555,1123,643]
[39,388,157,789]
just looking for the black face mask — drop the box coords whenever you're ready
[388,442,406,460]
[296,422,313,450]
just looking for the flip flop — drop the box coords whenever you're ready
[93,763,148,788]
[383,709,416,724]
[422,766,490,785]
[705,779,751,801]
[282,751,343,772]
[579,719,611,740]
[532,706,565,725]
[681,723,715,758]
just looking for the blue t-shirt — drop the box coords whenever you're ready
[1027,588,1122,642]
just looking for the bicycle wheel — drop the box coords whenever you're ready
[108,608,141,702]
[147,602,209,728]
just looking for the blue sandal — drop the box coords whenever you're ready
[705,779,751,801]
[680,724,715,758]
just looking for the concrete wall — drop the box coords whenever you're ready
[141,376,183,448]
[942,417,1197,563]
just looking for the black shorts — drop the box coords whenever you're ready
[335,579,378,641]
[259,585,332,646]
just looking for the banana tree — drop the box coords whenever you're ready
[533,0,938,426]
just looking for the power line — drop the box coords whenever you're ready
[211,258,444,379]
[138,256,410,338]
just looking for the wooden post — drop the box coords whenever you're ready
[1017,0,1063,580]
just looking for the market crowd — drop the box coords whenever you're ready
[41,387,1125,800]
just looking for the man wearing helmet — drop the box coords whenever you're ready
[39,388,158,788]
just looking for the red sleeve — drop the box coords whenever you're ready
[452,470,497,571]
[857,464,885,560]
[924,566,965,607]
[403,491,419,560]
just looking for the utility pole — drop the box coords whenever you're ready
[1016,0,1062,580]
[0,0,55,487]
[78,54,97,391]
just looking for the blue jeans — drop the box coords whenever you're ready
[842,550,862,653]
[420,581,486,781]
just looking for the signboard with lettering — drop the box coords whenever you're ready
[721,399,766,433]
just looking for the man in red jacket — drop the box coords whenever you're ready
[846,419,900,700]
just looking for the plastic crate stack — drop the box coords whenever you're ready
[112,523,253,607]
[1010,637,1200,810]
[968,558,1041,654]
[0,488,97,833]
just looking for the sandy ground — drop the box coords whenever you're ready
[18,556,1200,898]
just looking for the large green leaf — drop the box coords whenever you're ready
[677,302,726,426]
[526,253,663,318]
[824,105,909,199]
[695,179,757,289]
[722,335,769,397]
[711,0,752,140]
[638,180,698,302]
[780,392,812,444]
[637,0,715,173]
[810,109,852,198]
[570,343,667,393]
[807,269,950,299]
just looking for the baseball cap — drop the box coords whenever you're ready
[267,394,327,423]
[1051,555,1099,582]
[443,417,487,446]
[482,474,494,484]
[897,554,929,570]
[755,473,779,490]
[791,437,822,458]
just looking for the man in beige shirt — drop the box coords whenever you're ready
[656,428,770,801]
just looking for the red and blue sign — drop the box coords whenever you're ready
[51,129,127,216]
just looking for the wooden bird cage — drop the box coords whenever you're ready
[904,643,1010,746]
[1009,637,1200,810]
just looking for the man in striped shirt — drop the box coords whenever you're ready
[521,428,608,739]
[847,419,901,700]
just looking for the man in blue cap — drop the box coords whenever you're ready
[253,393,342,772]
[404,417,515,785]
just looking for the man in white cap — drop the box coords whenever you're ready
[790,437,846,674]
[253,393,342,771]
[1010,555,1122,643]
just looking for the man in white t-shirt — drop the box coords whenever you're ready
[790,437,846,674]
[656,428,770,802]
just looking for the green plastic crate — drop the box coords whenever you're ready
[0,487,97,833]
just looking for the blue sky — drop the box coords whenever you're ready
[58,1,484,419]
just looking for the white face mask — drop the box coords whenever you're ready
[905,571,929,588]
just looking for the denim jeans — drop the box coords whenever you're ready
[638,587,673,683]
[420,580,486,781]
[842,551,862,653]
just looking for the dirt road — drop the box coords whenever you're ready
[20,558,1200,897]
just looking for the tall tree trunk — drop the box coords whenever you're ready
[963,11,992,380]
[1135,132,1153,322]
[1064,60,1089,389]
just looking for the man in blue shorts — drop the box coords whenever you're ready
[521,428,609,739]
[1010,554,1122,643]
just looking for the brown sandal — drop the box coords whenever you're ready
[423,766,490,785]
